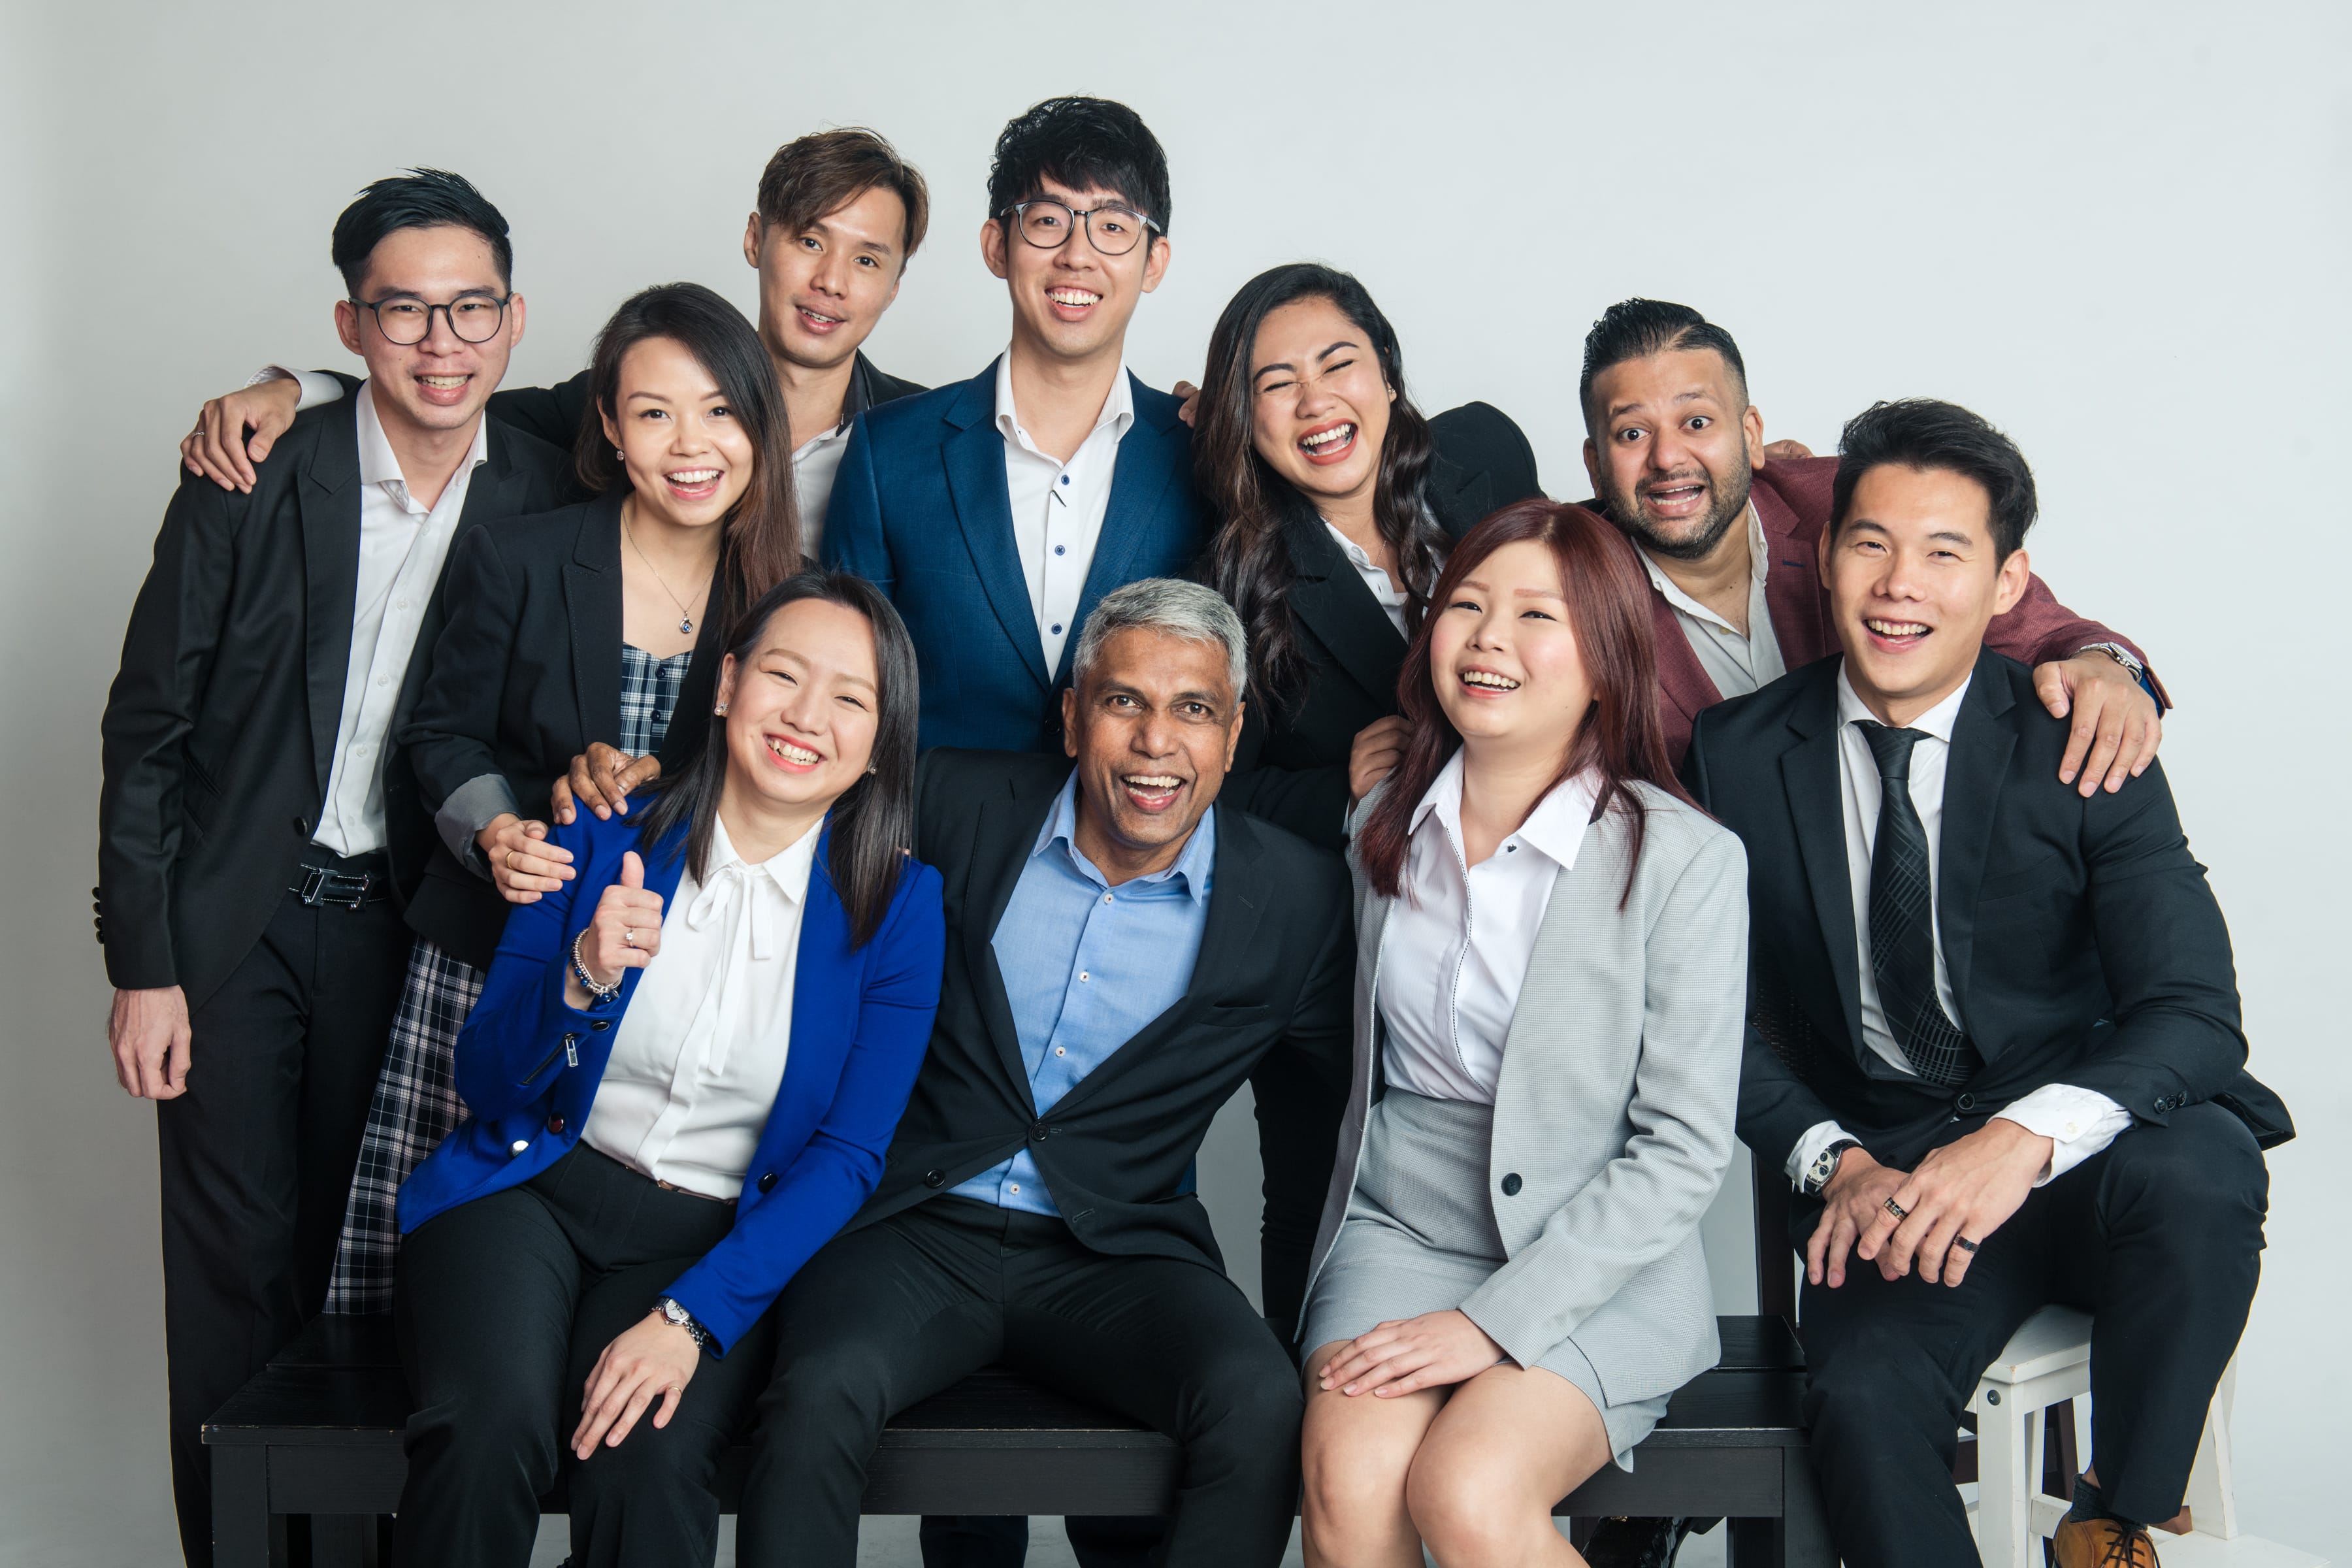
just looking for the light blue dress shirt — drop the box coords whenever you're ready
[950,773,1216,1216]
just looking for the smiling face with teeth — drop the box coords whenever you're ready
[1428,538,1596,769]
[1061,626,1242,883]
[716,596,883,838]
[1247,295,1397,515]
[600,336,758,538]
[745,182,907,378]
[334,223,522,442]
[983,176,1168,370]
[1825,463,2032,726]
[1581,348,1765,565]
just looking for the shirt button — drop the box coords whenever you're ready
[1051,623,1063,635]
[1054,1047,1067,1057]
[1058,475,1069,485]
[376,675,390,687]
[2065,1122,2080,1136]
[1009,1183,1022,1194]
[1102,893,1113,904]
[397,596,411,610]
[1079,970,1090,983]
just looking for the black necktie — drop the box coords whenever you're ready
[1856,721,1979,1088]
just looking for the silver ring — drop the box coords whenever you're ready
[1884,1197,1910,1221]
[623,928,636,947]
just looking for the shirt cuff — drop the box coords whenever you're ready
[438,773,523,874]
[1993,1085,2132,1185]
[1788,1119,1857,1186]
[251,366,346,412]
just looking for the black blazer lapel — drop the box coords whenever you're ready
[563,491,627,751]
[395,423,530,728]
[1936,652,2019,1041]
[298,400,365,802]
[1777,669,1867,1063]
[941,367,1051,693]
[1282,510,1407,710]
[961,789,1056,1096]
[1060,376,1182,684]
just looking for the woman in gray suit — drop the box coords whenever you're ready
[1298,500,1748,1568]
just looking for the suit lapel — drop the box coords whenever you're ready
[563,491,627,749]
[1753,481,1833,669]
[941,366,1052,692]
[1648,587,1716,739]
[298,399,366,802]
[766,832,858,1142]
[962,787,1053,1097]
[1777,668,1867,1061]
[1060,374,1180,685]
[1284,511,1407,710]
[395,421,526,730]
[1935,654,2017,1039]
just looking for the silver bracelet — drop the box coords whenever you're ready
[570,930,621,1005]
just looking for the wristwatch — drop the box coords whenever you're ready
[652,1296,712,1352]
[2078,641,2147,685]
[1802,1138,1863,1196]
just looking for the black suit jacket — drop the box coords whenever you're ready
[397,489,725,968]
[1219,402,1542,847]
[1682,648,2293,1177]
[98,398,572,1004]
[854,749,1354,1336]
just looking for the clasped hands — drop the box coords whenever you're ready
[1808,1119,2053,1290]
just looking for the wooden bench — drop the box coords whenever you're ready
[203,1311,1829,1566]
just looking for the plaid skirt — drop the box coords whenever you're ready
[324,937,484,1313]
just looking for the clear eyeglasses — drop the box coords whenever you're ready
[1000,201,1161,257]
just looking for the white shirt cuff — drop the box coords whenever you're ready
[1993,1085,2132,1185]
[250,366,345,412]
[1788,1119,1858,1186]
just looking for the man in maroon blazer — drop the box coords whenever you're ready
[1577,299,2163,792]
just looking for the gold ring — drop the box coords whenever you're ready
[1884,1197,1909,1221]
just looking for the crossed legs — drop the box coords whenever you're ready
[1301,1343,1614,1568]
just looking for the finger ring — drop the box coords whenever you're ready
[1953,1237,1980,1253]
[1884,1197,1910,1220]
[507,850,521,872]
[624,928,636,947]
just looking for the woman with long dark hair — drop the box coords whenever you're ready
[324,281,802,1311]
[1196,263,1542,849]
[393,572,943,1567]
[1297,502,1746,1568]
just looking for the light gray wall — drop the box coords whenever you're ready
[5,1,2345,1560]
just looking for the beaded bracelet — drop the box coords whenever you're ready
[570,930,622,1006]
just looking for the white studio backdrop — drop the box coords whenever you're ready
[3,1,2345,1560]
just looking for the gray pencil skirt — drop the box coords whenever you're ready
[1300,1088,1671,1470]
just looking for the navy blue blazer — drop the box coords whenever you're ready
[823,360,1209,752]
[399,808,947,1354]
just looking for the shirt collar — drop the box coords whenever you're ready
[1032,768,1217,903]
[1836,662,1971,745]
[1638,501,1766,633]
[1407,749,1600,872]
[993,351,1136,453]
[703,812,821,906]
[355,380,489,512]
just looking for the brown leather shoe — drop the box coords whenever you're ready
[2053,1514,2162,1567]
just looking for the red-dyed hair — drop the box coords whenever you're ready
[1356,500,1696,904]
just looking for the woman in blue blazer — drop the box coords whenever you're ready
[392,572,945,1568]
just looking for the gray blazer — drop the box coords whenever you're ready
[1306,780,1749,1407]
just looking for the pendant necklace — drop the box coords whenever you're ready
[623,508,708,635]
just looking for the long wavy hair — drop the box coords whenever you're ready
[633,572,917,947]
[575,282,802,632]
[1198,263,1446,718]
[1355,500,1695,906]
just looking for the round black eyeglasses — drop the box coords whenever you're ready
[350,293,513,346]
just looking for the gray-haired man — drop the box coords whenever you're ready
[736,581,1352,1568]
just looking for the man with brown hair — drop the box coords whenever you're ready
[178,126,931,549]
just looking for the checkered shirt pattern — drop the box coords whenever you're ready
[617,644,693,762]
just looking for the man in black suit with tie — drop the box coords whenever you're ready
[97,169,571,1563]
[1683,399,2291,1568]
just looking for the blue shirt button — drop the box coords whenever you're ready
[1051,623,1063,634]
[1059,474,1070,485]
[1054,544,1066,555]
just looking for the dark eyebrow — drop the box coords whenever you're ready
[1606,387,1717,420]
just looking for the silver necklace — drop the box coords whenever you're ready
[623,509,711,635]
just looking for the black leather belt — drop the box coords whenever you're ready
[290,851,392,909]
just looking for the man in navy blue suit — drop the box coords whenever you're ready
[823,97,1207,754]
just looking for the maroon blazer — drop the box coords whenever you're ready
[1598,457,2163,763]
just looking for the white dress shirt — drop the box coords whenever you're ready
[1376,754,1600,1104]
[581,815,821,1199]
[1639,503,1786,700]
[310,382,487,855]
[992,352,1135,676]
[1787,666,2131,1188]
[1323,520,1411,638]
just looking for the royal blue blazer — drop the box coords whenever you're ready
[822,359,1209,753]
[398,808,947,1354]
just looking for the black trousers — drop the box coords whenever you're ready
[1795,1103,2268,1568]
[160,871,408,1565]
[395,1144,779,1568]
[744,1197,1303,1568]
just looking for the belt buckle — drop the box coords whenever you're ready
[296,866,373,909]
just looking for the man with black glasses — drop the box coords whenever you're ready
[824,96,1207,755]
[97,169,570,1565]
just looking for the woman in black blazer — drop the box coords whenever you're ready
[323,281,802,1311]
[1196,263,1542,851]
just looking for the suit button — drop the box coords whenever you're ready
[591,1019,611,1032]
[1956,1093,1977,1113]
[293,816,309,835]
[1500,1173,1523,1196]
[547,1115,565,1134]
[923,1169,947,1188]
[508,1139,531,1156]
[758,1171,779,1194]
[1030,1120,1049,1143]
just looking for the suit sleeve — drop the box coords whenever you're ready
[663,866,949,1354]
[399,525,524,866]
[96,474,240,990]
[1982,572,2167,707]
[1254,877,1354,1340]
[449,815,606,1122]
[485,370,590,453]
[1459,828,1748,1367]
[2039,760,2244,1123]
[820,417,894,593]
[1220,697,1352,854]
